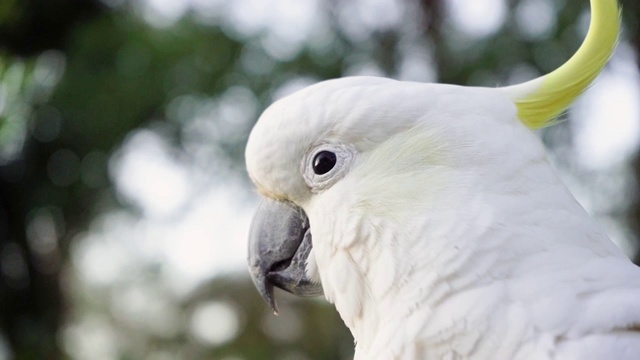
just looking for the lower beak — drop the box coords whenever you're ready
[247,198,323,314]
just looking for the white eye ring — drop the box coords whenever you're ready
[302,142,356,192]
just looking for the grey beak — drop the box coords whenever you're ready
[247,198,323,314]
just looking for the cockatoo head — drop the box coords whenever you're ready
[245,0,621,350]
[245,78,518,311]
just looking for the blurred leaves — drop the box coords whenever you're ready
[0,51,65,162]
[0,56,32,164]
[53,14,245,153]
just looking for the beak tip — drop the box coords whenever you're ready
[265,290,280,315]
[250,267,281,314]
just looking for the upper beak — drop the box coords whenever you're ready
[247,198,323,314]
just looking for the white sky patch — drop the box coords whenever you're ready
[397,46,436,82]
[111,129,192,218]
[62,315,119,360]
[336,0,405,41]
[573,46,640,170]
[73,229,135,286]
[72,182,254,294]
[190,301,241,346]
[77,119,255,294]
[134,0,189,27]
[446,0,507,38]
[134,0,326,60]
[515,0,556,39]
[160,185,253,287]
[229,0,326,60]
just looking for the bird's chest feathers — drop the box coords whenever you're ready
[308,203,454,350]
[306,195,407,338]
[307,186,510,355]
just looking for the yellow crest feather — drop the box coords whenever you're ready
[505,0,621,130]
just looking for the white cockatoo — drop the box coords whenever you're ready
[246,0,640,358]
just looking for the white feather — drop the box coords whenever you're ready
[245,77,640,359]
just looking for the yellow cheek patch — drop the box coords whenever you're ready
[506,0,621,130]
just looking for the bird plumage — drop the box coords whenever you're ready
[245,0,640,358]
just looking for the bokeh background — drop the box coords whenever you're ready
[0,0,639,359]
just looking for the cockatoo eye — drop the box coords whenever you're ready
[303,143,356,192]
[312,151,337,175]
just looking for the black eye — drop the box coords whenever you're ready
[312,151,337,175]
